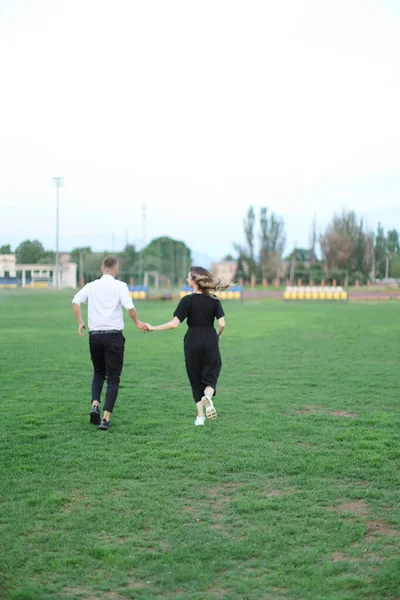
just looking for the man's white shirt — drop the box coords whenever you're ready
[72,274,134,331]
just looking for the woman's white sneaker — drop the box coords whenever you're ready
[201,396,217,420]
[194,415,206,426]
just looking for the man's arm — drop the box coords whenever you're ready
[127,308,147,331]
[72,302,86,336]
[72,286,89,337]
[120,282,147,331]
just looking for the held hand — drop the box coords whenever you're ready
[78,322,86,337]
[145,323,155,331]
[136,320,148,332]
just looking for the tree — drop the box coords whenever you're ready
[309,215,317,264]
[320,211,356,272]
[71,247,93,284]
[232,243,248,282]
[140,237,192,285]
[285,248,311,283]
[386,229,400,279]
[243,206,257,278]
[15,240,46,264]
[387,229,400,256]
[0,244,12,254]
[117,244,138,281]
[259,207,286,280]
[38,251,56,264]
[374,222,387,279]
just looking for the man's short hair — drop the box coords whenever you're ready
[102,255,118,269]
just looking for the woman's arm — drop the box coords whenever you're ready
[146,316,181,331]
[217,316,225,339]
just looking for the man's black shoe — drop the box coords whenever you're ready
[90,405,101,425]
[98,418,112,430]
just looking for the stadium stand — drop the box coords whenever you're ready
[284,286,348,301]
[180,286,243,300]
[129,285,149,300]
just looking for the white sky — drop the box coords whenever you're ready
[1,0,399,265]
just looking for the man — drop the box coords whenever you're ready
[72,255,147,430]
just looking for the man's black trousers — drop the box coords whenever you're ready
[89,331,125,413]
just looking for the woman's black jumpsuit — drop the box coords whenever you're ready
[173,293,225,403]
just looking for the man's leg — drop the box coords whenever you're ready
[101,333,125,424]
[89,335,106,424]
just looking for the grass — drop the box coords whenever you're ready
[0,290,399,600]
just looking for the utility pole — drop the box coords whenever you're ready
[52,177,64,289]
[79,249,84,287]
[139,203,147,286]
[142,202,147,246]
[289,248,296,284]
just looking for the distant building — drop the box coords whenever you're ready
[211,260,237,283]
[0,254,77,288]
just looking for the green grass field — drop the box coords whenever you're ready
[1,291,399,600]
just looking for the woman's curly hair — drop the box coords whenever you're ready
[189,266,231,298]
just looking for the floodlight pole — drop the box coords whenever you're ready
[52,177,64,289]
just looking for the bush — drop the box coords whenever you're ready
[327,269,347,285]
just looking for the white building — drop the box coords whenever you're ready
[0,254,77,288]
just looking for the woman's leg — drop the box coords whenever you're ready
[196,399,205,417]
[204,385,215,399]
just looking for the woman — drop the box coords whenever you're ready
[145,266,228,426]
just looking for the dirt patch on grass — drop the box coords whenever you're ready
[183,504,199,516]
[206,482,242,522]
[60,490,90,513]
[327,500,368,516]
[117,536,131,544]
[261,588,290,599]
[330,410,357,418]
[297,443,317,449]
[292,405,358,418]
[331,552,348,562]
[331,550,386,564]
[110,488,128,496]
[365,520,397,540]
[207,584,234,597]
[210,522,230,533]
[62,587,126,599]
[265,488,297,498]
[146,540,169,553]
[293,405,324,414]
[207,482,243,496]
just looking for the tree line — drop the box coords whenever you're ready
[0,238,192,287]
[229,207,400,285]
[2,207,400,286]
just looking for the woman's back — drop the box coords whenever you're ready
[174,293,224,327]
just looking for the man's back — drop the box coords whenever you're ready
[73,274,133,331]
